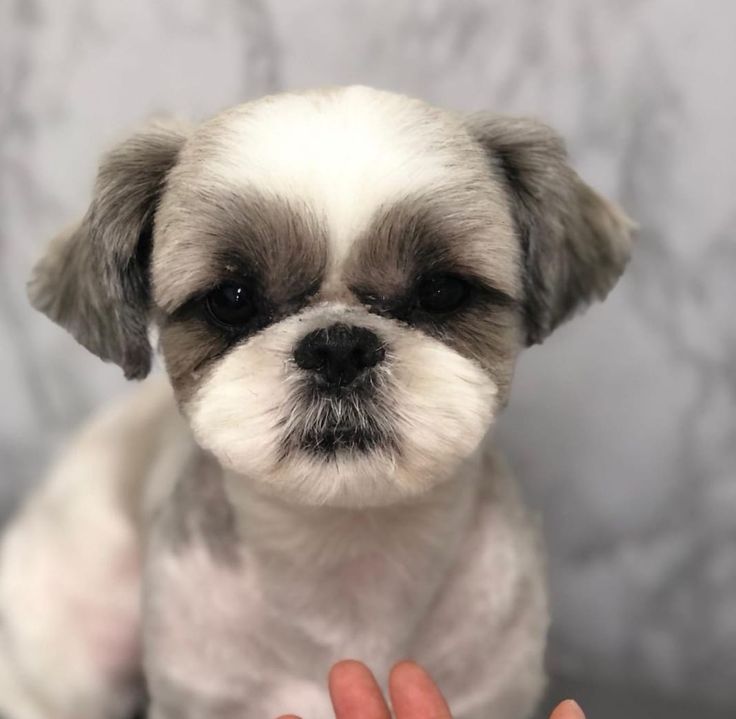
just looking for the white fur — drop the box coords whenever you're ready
[0,381,182,719]
[152,87,520,316]
[187,302,496,507]
[144,421,547,719]
[196,86,487,272]
[0,380,546,719]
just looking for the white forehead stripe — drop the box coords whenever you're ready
[202,86,470,265]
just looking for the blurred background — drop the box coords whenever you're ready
[1,1,734,717]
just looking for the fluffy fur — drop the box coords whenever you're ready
[0,86,633,719]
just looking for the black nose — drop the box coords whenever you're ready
[293,324,385,388]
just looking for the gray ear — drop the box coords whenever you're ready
[467,115,634,345]
[28,121,188,379]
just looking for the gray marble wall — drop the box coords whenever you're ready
[1,0,734,709]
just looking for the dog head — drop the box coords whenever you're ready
[29,86,633,507]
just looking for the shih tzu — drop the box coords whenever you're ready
[0,86,632,719]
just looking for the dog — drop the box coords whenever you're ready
[0,86,632,719]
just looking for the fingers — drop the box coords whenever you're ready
[549,699,586,719]
[388,660,453,719]
[291,659,585,719]
[328,659,392,719]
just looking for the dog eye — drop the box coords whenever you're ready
[205,283,256,327]
[416,274,470,314]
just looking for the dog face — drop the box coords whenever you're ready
[29,86,633,507]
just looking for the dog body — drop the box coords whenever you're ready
[0,380,545,719]
[0,86,632,719]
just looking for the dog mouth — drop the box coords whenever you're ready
[300,425,385,454]
[279,383,397,458]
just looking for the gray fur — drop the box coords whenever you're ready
[152,187,327,314]
[154,189,328,400]
[28,105,632,387]
[345,196,524,401]
[159,451,240,565]
[466,114,634,345]
[27,121,188,379]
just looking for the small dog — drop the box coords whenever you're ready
[0,86,632,719]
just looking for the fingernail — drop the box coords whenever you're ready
[561,699,585,718]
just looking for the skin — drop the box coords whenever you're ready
[274,660,585,719]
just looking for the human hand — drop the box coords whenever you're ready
[276,659,585,719]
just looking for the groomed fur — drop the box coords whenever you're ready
[2,86,633,719]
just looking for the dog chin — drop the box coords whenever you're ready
[233,441,456,509]
[206,413,492,509]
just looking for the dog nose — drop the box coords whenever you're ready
[293,323,385,387]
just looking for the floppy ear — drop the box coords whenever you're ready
[467,115,634,345]
[28,121,188,379]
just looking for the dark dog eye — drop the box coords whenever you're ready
[205,283,256,327]
[416,274,470,314]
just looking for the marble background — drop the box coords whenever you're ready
[1,0,734,714]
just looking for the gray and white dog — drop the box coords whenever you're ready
[0,86,632,719]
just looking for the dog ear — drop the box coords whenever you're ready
[467,115,634,345]
[28,121,188,379]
